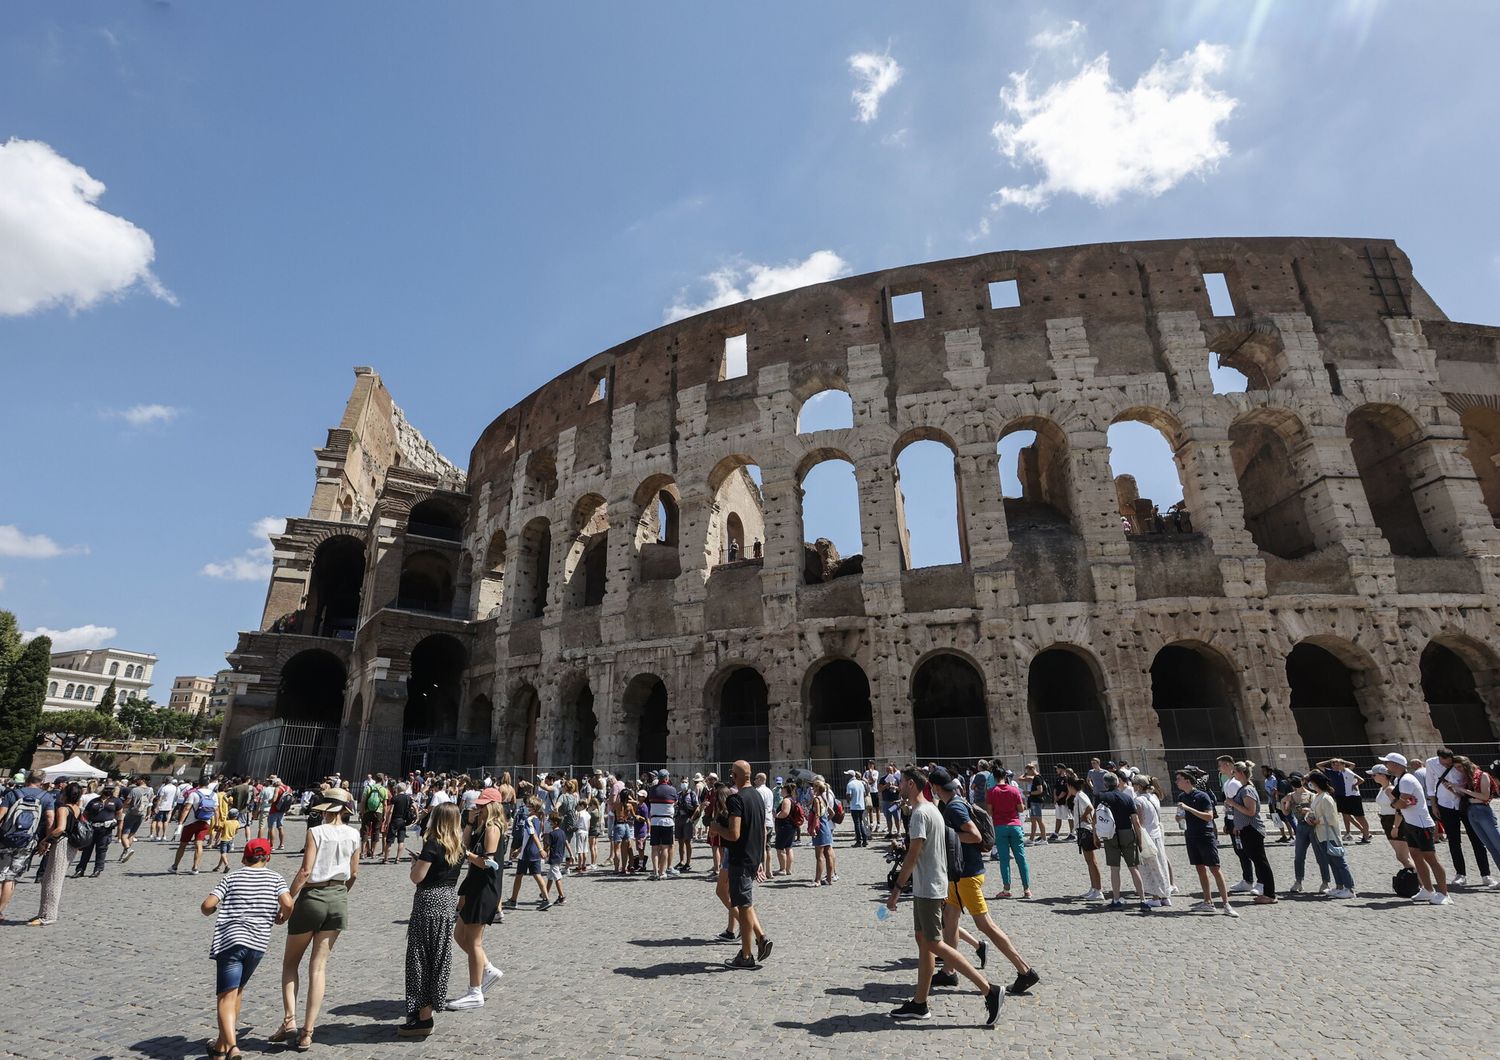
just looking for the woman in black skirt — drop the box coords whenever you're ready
[397,803,463,1038]
[445,789,507,1011]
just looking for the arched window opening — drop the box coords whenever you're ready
[707,459,764,567]
[513,518,552,620]
[1286,643,1375,760]
[622,674,670,767]
[108,662,119,676]
[564,496,609,608]
[1109,418,1189,535]
[407,498,463,542]
[85,686,95,701]
[397,548,456,614]
[1151,644,1244,775]
[460,694,492,742]
[504,683,541,765]
[403,635,466,738]
[716,667,770,768]
[1229,412,1317,559]
[48,681,57,697]
[997,420,1075,530]
[1421,642,1499,746]
[911,653,992,763]
[1027,647,1110,761]
[305,535,365,636]
[560,678,597,767]
[1209,351,1252,394]
[1346,405,1438,557]
[894,437,965,569]
[633,478,681,583]
[524,451,559,506]
[476,530,507,618]
[797,389,854,433]
[807,659,873,778]
[799,456,863,584]
[275,650,346,725]
[1459,406,1500,527]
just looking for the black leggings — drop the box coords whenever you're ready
[1439,803,1490,877]
[1236,828,1275,896]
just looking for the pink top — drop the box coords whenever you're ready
[986,782,1024,827]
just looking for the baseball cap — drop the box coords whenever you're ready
[1377,752,1407,768]
[928,766,953,787]
[475,786,503,806]
[243,838,272,859]
[1370,765,1390,776]
[657,769,670,780]
[844,769,858,777]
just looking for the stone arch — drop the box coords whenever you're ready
[1421,636,1500,747]
[303,534,364,636]
[558,672,598,767]
[275,649,346,725]
[1149,642,1246,771]
[407,497,464,541]
[804,657,874,774]
[1228,407,1318,558]
[796,387,855,433]
[709,664,770,767]
[1285,638,1379,759]
[563,494,609,608]
[512,517,552,620]
[633,475,682,583]
[1458,404,1500,525]
[910,650,992,764]
[797,447,863,584]
[1108,407,1190,534]
[997,416,1077,528]
[398,549,455,614]
[1201,320,1284,391]
[706,455,764,567]
[475,528,507,618]
[1027,644,1112,759]
[893,427,967,568]
[620,672,670,767]
[404,634,467,738]
[1346,403,1439,557]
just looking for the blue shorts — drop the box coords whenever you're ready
[267,813,285,829]
[518,856,543,877]
[611,824,631,843]
[214,945,264,993]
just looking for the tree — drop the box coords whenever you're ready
[97,678,118,717]
[116,695,155,737]
[196,710,226,741]
[0,610,21,702]
[35,709,125,758]
[0,635,53,771]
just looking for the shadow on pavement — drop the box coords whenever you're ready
[825,980,910,1004]
[128,1034,207,1058]
[329,998,405,1019]
[774,1013,948,1037]
[625,936,722,947]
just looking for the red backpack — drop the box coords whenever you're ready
[789,801,806,828]
[831,799,846,825]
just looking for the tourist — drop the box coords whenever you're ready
[118,776,152,863]
[211,808,243,873]
[396,802,463,1038]
[1086,758,1109,800]
[968,759,995,808]
[555,779,579,866]
[808,776,837,886]
[886,767,1001,1025]
[359,773,389,860]
[447,789,506,1012]
[28,781,82,927]
[609,789,632,875]
[985,770,1028,899]
[1314,757,1372,843]
[1130,775,1172,908]
[1282,773,1331,894]
[0,771,49,922]
[505,797,550,907]
[1368,764,1415,871]
[384,782,415,863]
[673,775,700,872]
[1049,766,1075,842]
[1173,770,1235,916]
[645,769,677,880]
[1095,773,1144,909]
[74,783,123,878]
[1447,756,1500,881]
[151,778,178,841]
[1262,765,1290,841]
[929,768,1039,997]
[880,763,902,838]
[773,780,798,877]
[572,796,591,870]
[1226,761,1276,904]
[543,811,569,906]
[1064,776,1102,899]
[171,778,222,875]
[844,770,869,847]
[1216,755,1254,893]
[201,837,291,1060]
[1022,764,1047,845]
[586,795,603,869]
[277,785,360,1051]
[710,760,771,969]
[863,761,881,833]
[1303,772,1355,897]
[1426,747,1494,886]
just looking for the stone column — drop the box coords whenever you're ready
[853,462,906,616]
[1173,428,1265,597]
[1069,430,1135,603]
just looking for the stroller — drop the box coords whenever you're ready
[883,835,913,894]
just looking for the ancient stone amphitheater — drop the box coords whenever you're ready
[218,236,1500,785]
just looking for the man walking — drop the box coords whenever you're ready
[151,778,178,842]
[844,770,869,847]
[1425,747,1494,886]
[887,767,1002,1025]
[119,776,153,863]
[710,760,772,968]
[1381,753,1451,904]
[0,771,50,921]
[674,774,700,872]
[646,769,678,880]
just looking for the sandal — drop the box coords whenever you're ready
[295,1028,314,1052]
[268,1017,297,1044]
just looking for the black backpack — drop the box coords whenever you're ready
[65,808,94,849]
[954,796,996,853]
[1392,867,1420,898]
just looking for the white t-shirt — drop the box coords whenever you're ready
[1340,769,1362,798]
[1425,757,1463,810]
[429,791,452,809]
[1396,773,1435,828]
[756,784,775,824]
[907,800,948,899]
[461,789,480,811]
[156,783,178,811]
[1222,776,1242,807]
[1374,784,1394,814]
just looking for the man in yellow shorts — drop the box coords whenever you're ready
[930,768,1041,997]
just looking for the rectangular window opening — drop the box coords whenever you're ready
[588,374,607,404]
[891,290,925,323]
[1203,271,1235,316]
[721,333,748,380]
[988,278,1021,310]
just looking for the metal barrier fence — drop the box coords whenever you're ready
[235,720,339,789]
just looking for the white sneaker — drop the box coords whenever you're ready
[1081,889,1103,901]
[1316,883,1330,895]
[1228,881,1254,894]
[1328,888,1354,899]
[1413,888,1435,902]
[481,965,503,992]
[1451,875,1467,887]
[1188,900,1215,912]
[1221,904,1240,918]
[1251,883,1263,896]
[1288,881,1303,894]
[445,988,484,1010]
[1430,893,1452,906]
[1485,876,1500,889]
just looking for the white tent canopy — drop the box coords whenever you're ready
[40,755,108,781]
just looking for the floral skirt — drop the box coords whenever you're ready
[405,885,458,1014]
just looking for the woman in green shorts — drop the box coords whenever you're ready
[274,786,360,1051]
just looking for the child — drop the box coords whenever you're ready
[213,808,242,873]
[572,801,591,871]
[545,812,569,906]
[505,797,550,910]
[586,796,603,870]
[201,838,292,1058]
[632,799,649,873]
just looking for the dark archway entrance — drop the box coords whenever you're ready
[622,674,669,769]
[403,635,468,773]
[808,659,874,779]
[560,678,597,768]
[912,654,992,765]
[505,683,541,766]
[304,536,364,637]
[1150,644,1244,776]
[716,667,769,769]
[398,550,456,614]
[275,650,346,725]
[1286,643,1374,761]
[1421,642,1498,748]
[1028,647,1110,764]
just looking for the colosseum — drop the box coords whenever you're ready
[216,236,1500,786]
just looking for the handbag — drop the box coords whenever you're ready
[1137,827,1158,862]
[1323,839,1346,860]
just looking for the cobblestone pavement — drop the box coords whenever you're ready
[3,819,1498,1058]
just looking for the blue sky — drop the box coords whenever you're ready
[4,2,1499,695]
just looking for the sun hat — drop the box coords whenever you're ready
[692,772,704,783]
[309,787,353,813]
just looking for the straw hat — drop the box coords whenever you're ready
[309,787,353,813]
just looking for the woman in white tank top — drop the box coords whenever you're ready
[274,786,361,1051]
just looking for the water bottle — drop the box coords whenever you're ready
[875,903,891,922]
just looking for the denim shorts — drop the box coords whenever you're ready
[611,824,631,843]
[214,944,265,993]
[267,813,285,829]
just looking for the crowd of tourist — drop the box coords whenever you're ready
[1,743,1498,1043]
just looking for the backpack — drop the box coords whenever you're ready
[1391,866,1420,898]
[0,792,45,849]
[194,790,219,823]
[274,788,295,814]
[831,799,845,825]
[789,801,806,828]
[65,808,94,849]
[962,797,997,853]
[1094,800,1117,840]
[365,785,385,812]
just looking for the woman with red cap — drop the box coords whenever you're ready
[446,787,507,1012]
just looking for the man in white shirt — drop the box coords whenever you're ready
[844,770,869,847]
[1425,747,1494,887]
[1380,753,1450,905]
[863,762,881,832]
[151,781,178,841]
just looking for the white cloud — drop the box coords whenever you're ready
[201,517,286,582]
[23,624,118,651]
[110,403,182,427]
[848,51,902,123]
[990,42,1236,210]
[0,138,176,316]
[0,524,81,559]
[1030,20,1085,50]
[665,250,851,322]
[880,128,911,149]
